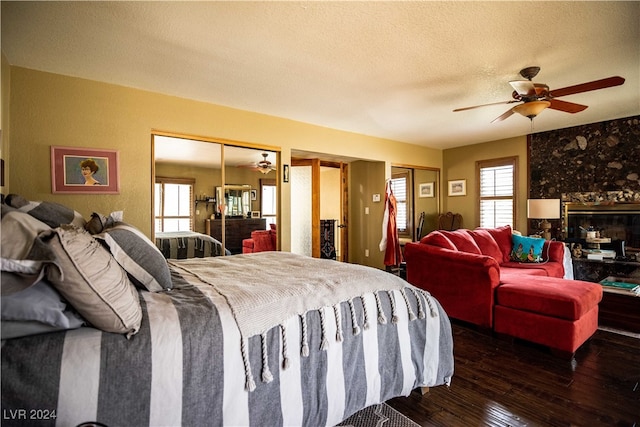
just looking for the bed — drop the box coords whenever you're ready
[154,230,227,259]
[1,195,454,427]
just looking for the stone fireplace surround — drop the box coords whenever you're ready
[528,115,640,241]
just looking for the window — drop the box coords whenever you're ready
[260,179,277,229]
[390,172,409,234]
[477,157,517,229]
[155,177,194,232]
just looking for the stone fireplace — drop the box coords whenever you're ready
[528,115,640,243]
[528,115,640,287]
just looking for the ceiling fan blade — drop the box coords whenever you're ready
[509,80,536,96]
[549,76,625,98]
[491,108,514,123]
[548,99,588,114]
[453,100,517,112]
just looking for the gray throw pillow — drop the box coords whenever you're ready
[95,222,173,292]
[5,193,85,228]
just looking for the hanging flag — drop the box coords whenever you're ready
[379,180,402,266]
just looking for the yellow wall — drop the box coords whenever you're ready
[442,135,528,232]
[3,65,442,267]
[349,160,386,267]
[413,168,440,236]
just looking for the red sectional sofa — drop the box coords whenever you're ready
[404,225,603,356]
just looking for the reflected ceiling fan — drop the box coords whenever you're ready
[454,66,625,123]
[238,152,276,174]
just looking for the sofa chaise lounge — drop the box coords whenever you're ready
[404,225,602,356]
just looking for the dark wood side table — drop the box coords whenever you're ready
[598,277,640,333]
[572,258,640,333]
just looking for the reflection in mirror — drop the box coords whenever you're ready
[154,136,222,235]
[216,185,251,217]
[153,135,225,257]
[222,145,277,254]
[260,178,277,230]
[153,135,279,256]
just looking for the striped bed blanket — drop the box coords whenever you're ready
[1,252,454,427]
[155,231,226,259]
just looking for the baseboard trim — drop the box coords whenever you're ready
[598,325,640,339]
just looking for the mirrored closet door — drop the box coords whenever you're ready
[153,133,279,257]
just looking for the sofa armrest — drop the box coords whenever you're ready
[404,242,501,328]
[544,240,565,263]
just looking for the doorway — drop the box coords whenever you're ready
[391,164,440,241]
[290,158,348,261]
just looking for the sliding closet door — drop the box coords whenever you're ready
[153,133,280,256]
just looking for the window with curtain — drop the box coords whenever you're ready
[477,157,517,229]
[390,172,409,234]
[155,177,194,232]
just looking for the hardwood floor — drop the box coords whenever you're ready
[388,322,640,427]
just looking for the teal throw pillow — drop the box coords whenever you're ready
[510,235,545,263]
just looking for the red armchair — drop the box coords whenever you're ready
[242,225,276,253]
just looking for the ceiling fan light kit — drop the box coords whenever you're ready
[512,100,551,120]
[454,66,625,123]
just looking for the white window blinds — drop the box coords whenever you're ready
[390,176,407,232]
[479,163,515,228]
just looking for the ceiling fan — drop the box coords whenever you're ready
[238,152,276,174]
[454,66,625,123]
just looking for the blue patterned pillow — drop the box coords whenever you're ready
[510,235,545,263]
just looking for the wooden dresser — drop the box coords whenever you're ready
[205,218,266,254]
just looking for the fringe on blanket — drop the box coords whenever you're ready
[240,287,437,392]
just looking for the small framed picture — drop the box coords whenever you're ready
[251,211,261,218]
[419,182,435,198]
[448,179,466,196]
[250,189,257,201]
[51,146,120,194]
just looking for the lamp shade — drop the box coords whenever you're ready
[513,100,551,119]
[527,199,561,219]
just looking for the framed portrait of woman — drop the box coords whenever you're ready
[51,146,120,194]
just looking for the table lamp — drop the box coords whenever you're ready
[527,199,561,240]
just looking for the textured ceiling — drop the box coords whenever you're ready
[2,1,639,150]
